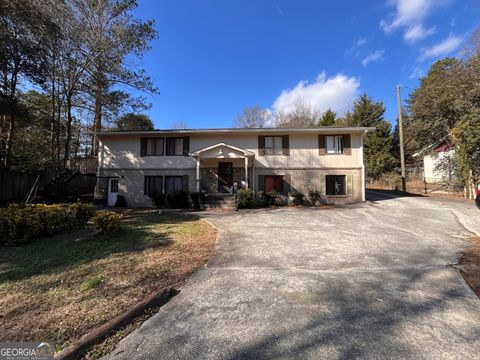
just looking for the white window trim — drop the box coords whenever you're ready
[326,135,344,154]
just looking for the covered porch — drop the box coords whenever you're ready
[190,143,255,194]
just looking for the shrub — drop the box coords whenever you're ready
[35,204,71,234]
[149,192,165,208]
[93,211,122,235]
[236,188,254,209]
[189,192,205,210]
[291,191,305,206]
[0,204,42,244]
[308,189,322,205]
[0,203,96,245]
[165,191,190,208]
[262,191,277,206]
[70,202,96,224]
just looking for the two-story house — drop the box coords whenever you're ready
[94,127,374,207]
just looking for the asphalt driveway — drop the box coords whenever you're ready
[105,192,480,359]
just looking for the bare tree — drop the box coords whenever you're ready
[272,100,319,128]
[234,106,270,128]
[171,120,188,129]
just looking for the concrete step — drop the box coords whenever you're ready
[203,194,236,209]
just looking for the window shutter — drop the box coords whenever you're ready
[183,137,190,156]
[318,135,325,156]
[319,174,326,195]
[283,174,291,195]
[282,135,290,156]
[258,175,265,192]
[140,138,147,156]
[258,136,265,156]
[182,175,189,192]
[346,175,353,196]
[344,134,351,155]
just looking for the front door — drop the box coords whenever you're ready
[218,162,233,193]
[108,178,119,206]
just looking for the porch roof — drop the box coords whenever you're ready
[190,142,255,158]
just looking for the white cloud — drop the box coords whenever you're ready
[346,37,368,56]
[409,66,426,79]
[361,50,385,66]
[272,72,360,116]
[420,34,463,59]
[380,0,447,44]
[404,24,436,43]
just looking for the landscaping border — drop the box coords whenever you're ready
[55,287,179,360]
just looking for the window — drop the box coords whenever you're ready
[144,176,163,195]
[326,175,345,196]
[165,176,184,193]
[143,138,164,156]
[264,136,283,155]
[166,137,184,156]
[109,179,118,193]
[264,175,283,193]
[326,135,344,154]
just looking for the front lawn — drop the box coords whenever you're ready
[0,210,216,354]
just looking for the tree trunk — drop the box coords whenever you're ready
[92,71,103,157]
[3,114,13,168]
[64,94,73,161]
[50,58,56,159]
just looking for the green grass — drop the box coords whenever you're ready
[0,211,216,354]
[80,276,103,291]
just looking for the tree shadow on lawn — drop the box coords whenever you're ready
[0,213,199,285]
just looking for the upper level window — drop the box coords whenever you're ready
[166,137,184,156]
[265,136,283,155]
[142,138,164,156]
[326,135,344,154]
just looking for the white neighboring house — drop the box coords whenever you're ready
[422,143,455,183]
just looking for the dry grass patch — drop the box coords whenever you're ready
[0,211,216,353]
[460,237,480,297]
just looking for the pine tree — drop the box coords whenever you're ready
[347,94,397,179]
[318,108,337,126]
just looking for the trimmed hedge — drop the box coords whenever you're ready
[0,203,95,246]
[236,188,254,209]
[93,211,122,235]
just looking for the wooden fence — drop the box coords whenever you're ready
[0,170,50,204]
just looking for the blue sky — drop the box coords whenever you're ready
[132,0,479,129]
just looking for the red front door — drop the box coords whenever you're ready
[264,175,283,193]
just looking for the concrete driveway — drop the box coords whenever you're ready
[105,192,480,359]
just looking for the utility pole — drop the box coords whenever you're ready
[396,85,406,193]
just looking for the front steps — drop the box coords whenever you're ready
[202,194,236,210]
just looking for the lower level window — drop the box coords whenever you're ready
[326,175,346,195]
[145,176,163,195]
[165,176,184,193]
[264,175,283,193]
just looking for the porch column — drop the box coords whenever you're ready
[196,158,200,192]
[244,157,249,188]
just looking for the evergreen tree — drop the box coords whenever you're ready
[114,113,154,131]
[347,94,397,179]
[318,108,337,126]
